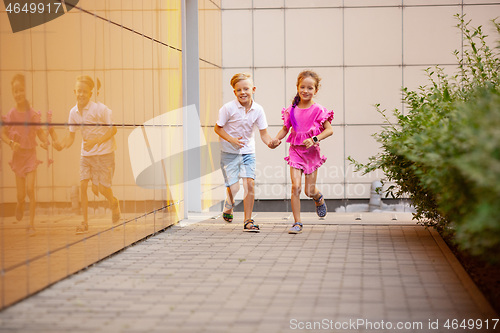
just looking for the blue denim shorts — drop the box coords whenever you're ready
[220,152,256,187]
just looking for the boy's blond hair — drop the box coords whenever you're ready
[230,72,253,88]
[76,75,95,90]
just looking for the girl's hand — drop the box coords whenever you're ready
[230,136,244,149]
[10,141,20,152]
[303,138,315,148]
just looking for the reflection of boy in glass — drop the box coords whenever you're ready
[1,74,49,234]
[60,76,120,234]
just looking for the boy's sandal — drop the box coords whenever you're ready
[223,201,234,223]
[288,222,303,234]
[243,219,260,233]
[313,193,327,218]
[223,212,233,223]
[76,222,89,235]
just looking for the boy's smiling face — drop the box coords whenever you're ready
[74,81,93,109]
[233,79,256,108]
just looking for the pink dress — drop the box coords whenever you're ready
[282,103,334,174]
[3,107,42,178]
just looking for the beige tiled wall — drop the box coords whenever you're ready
[221,0,500,201]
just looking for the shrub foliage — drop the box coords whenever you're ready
[349,15,500,260]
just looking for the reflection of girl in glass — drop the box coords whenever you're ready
[2,74,49,234]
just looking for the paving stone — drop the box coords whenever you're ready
[0,213,496,332]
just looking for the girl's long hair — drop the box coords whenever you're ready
[290,93,300,130]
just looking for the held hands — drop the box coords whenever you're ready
[52,141,63,151]
[40,141,50,150]
[268,138,281,149]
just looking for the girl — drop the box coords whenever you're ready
[2,74,49,234]
[273,70,334,234]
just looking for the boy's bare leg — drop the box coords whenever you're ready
[76,179,90,234]
[224,182,239,213]
[80,180,89,224]
[91,184,99,196]
[241,177,259,231]
[99,184,120,223]
[242,178,255,222]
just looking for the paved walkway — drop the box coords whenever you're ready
[0,212,497,333]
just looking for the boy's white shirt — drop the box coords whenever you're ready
[216,99,268,154]
[68,100,116,156]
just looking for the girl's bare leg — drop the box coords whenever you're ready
[305,170,326,217]
[25,171,36,229]
[304,170,320,200]
[15,175,26,222]
[290,167,303,223]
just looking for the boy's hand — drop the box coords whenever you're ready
[52,141,63,151]
[229,136,244,149]
[83,138,100,151]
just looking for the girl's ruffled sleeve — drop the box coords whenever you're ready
[33,110,42,122]
[281,106,292,130]
[2,111,12,138]
[317,106,334,128]
[32,110,42,130]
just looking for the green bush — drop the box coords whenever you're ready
[349,15,500,261]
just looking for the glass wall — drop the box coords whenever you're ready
[199,0,223,210]
[0,0,215,309]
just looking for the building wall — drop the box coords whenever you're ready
[0,0,222,309]
[220,0,500,202]
[199,0,224,210]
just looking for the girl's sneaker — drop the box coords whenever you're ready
[288,222,303,234]
[314,193,327,218]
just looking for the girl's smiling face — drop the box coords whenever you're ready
[12,80,26,106]
[297,76,317,103]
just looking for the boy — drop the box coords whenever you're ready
[214,73,279,232]
[61,76,120,234]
